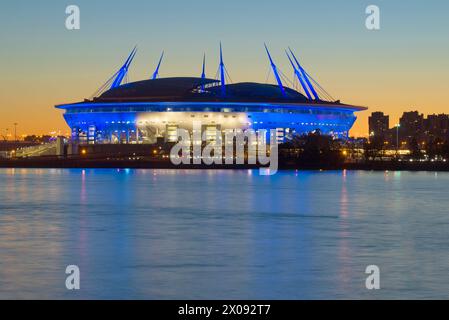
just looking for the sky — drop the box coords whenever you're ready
[0,0,448,137]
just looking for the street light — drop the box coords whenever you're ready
[396,124,401,158]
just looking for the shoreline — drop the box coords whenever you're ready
[1,158,449,171]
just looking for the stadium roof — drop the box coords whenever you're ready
[56,77,366,111]
[97,77,217,102]
[94,77,321,104]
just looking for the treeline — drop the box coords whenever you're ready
[279,131,345,167]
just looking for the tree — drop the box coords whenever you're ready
[409,138,421,159]
[279,131,344,166]
[364,135,386,161]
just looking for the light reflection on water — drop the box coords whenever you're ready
[1,168,449,299]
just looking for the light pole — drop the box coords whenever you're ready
[396,124,401,158]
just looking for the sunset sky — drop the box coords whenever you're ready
[1,0,448,137]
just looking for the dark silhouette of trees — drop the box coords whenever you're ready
[279,131,344,167]
[443,140,449,159]
[409,138,422,159]
[426,138,449,160]
[363,135,386,161]
[23,135,52,143]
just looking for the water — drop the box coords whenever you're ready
[0,168,448,299]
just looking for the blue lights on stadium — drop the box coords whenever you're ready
[55,45,366,144]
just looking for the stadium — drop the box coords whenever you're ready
[56,45,366,145]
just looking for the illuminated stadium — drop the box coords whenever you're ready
[56,45,366,144]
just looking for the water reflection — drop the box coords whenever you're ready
[1,169,449,299]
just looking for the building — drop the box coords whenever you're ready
[56,46,367,145]
[399,111,424,145]
[368,111,389,140]
[424,114,449,142]
[367,111,449,151]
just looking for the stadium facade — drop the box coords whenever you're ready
[56,45,366,145]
